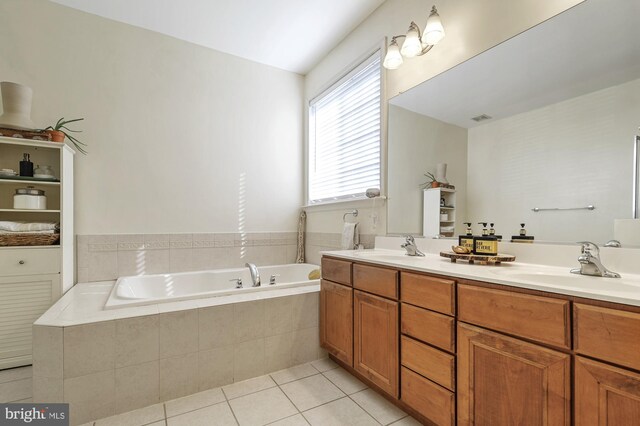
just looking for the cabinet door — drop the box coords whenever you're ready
[320,279,353,366]
[0,274,60,369]
[575,356,640,425]
[458,322,570,426]
[354,290,398,397]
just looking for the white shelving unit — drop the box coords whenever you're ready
[423,187,456,238]
[0,136,74,369]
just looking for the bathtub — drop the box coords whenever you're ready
[105,263,319,309]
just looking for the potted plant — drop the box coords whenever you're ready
[45,118,87,154]
[421,171,440,189]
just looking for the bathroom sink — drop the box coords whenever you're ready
[350,250,412,262]
[489,269,582,286]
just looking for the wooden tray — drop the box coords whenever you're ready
[440,251,515,265]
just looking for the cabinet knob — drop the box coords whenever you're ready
[18,260,25,265]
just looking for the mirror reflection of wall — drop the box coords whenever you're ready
[386,0,640,245]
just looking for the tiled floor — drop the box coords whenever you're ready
[0,359,421,425]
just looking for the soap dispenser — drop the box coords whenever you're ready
[511,223,535,243]
[458,222,474,252]
[474,222,498,256]
[489,223,502,241]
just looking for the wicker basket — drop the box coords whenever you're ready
[0,233,60,247]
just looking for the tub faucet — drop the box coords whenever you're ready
[401,235,425,257]
[245,263,261,286]
[570,241,621,278]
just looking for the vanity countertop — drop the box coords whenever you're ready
[322,249,640,307]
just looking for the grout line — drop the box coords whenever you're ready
[226,399,241,426]
[163,402,168,420]
[346,392,384,426]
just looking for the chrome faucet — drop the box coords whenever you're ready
[245,263,261,286]
[570,241,621,278]
[401,235,425,257]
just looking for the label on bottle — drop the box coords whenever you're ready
[475,239,498,255]
[459,236,474,251]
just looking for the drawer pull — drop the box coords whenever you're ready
[18,260,25,265]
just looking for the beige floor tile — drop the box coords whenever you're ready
[146,422,167,426]
[95,403,164,426]
[270,364,318,385]
[350,389,407,425]
[0,366,32,383]
[0,377,32,402]
[389,416,421,425]
[280,374,344,412]
[167,401,237,426]
[302,397,378,426]
[165,387,226,418]
[322,368,367,395]
[267,414,309,425]
[229,387,297,426]
[309,358,338,373]
[222,375,276,400]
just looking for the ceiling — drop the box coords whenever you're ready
[390,0,640,128]
[50,0,386,74]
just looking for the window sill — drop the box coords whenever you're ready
[302,196,387,212]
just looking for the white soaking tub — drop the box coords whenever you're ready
[105,263,319,309]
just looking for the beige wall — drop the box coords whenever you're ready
[0,0,304,235]
[467,78,640,243]
[387,105,467,235]
[304,0,583,237]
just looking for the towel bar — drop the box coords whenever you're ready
[532,205,595,212]
[343,209,358,221]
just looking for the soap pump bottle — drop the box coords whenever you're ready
[511,223,535,243]
[474,222,498,256]
[19,153,33,177]
[458,222,474,252]
[489,223,502,241]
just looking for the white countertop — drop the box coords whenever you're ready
[323,249,640,307]
[35,280,320,327]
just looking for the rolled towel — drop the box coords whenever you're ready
[0,229,57,235]
[341,222,360,250]
[0,221,59,232]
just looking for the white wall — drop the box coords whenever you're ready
[0,0,303,235]
[467,78,640,243]
[387,106,467,235]
[304,0,583,237]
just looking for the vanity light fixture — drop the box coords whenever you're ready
[383,5,445,70]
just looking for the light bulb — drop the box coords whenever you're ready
[383,39,403,69]
[400,24,422,58]
[424,6,445,46]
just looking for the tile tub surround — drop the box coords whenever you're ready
[305,232,375,266]
[32,289,323,425]
[77,233,300,283]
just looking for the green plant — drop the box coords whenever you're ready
[420,171,437,189]
[45,118,87,154]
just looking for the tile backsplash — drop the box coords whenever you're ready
[304,232,375,266]
[77,233,298,283]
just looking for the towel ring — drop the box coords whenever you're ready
[343,209,358,222]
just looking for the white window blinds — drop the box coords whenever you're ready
[308,51,382,204]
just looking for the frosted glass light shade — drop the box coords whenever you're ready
[400,25,422,57]
[424,8,445,45]
[383,40,403,69]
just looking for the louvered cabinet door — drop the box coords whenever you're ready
[0,274,60,369]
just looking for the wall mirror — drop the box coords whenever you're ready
[387,0,640,245]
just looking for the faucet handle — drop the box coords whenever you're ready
[405,235,416,244]
[269,274,280,285]
[229,278,243,288]
[577,241,600,256]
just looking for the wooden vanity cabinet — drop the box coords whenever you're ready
[457,322,571,426]
[354,289,399,397]
[319,257,353,366]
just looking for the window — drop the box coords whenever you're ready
[308,51,382,204]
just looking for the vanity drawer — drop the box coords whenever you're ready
[353,263,398,300]
[458,284,570,349]
[401,272,455,316]
[401,335,455,391]
[401,303,455,353]
[401,366,454,426]
[575,304,640,370]
[0,248,60,277]
[321,257,352,286]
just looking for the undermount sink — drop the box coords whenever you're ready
[489,269,582,285]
